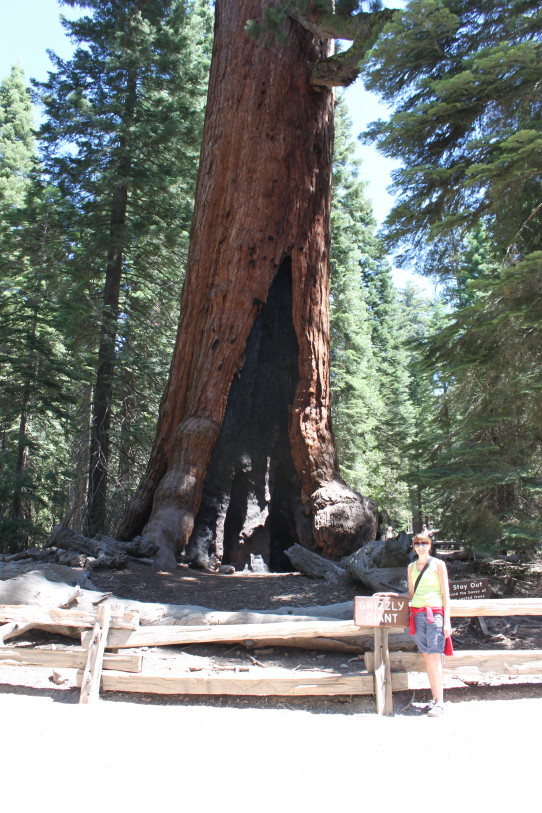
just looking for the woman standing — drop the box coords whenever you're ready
[375,531,452,716]
[408,532,452,716]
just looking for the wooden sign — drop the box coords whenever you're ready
[449,578,490,600]
[354,596,409,628]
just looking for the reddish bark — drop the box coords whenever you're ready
[118,0,377,569]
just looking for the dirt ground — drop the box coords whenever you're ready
[1,552,542,705]
[1,682,540,813]
[2,552,541,813]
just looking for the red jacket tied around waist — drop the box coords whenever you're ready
[409,606,454,656]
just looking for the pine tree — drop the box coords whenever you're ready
[0,66,36,209]
[361,0,542,550]
[0,67,79,551]
[363,0,541,268]
[329,96,380,496]
[36,0,212,534]
[0,181,83,551]
[408,247,542,552]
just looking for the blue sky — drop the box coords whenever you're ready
[0,0,432,292]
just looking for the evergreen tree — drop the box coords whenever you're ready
[363,0,541,268]
[0,67,78,551]
[361,259,419,530]
[409,247,542,552]
[329,96,425,531]
[0,180,83,551]
[361,0,542,550]
[440,225,498,308]
[0,66,36,208]
[399,284,449,532]
[36,0,212,534]
[330,96,379,495]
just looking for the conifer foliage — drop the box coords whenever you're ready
[330,98,378,497]
[363,0,541,267]
[365,0,542,550]
[0,67,80,549]
[0,66,36,208]
[0,2,212,551]
[330,97,431,531]
[36,0,212,535]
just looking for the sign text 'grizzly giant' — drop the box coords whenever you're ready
[354,596,409,628]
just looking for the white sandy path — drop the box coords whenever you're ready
[1,688,541,813]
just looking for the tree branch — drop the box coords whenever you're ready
[290,7,396,88]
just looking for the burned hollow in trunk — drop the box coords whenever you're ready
[186,259,305,572]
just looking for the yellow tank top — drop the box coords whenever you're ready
[411,558,443,608]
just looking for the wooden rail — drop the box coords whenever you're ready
[0,605,139,630]
[1,597,541,706]
[0,603,140,703]
[83,670,410,697]
[449,598,542,617]
[0,647,141,672]
[364,650,542,676]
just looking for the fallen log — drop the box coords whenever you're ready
[0,570,91,614]
[239,632,415,653]
[240,636,366,654]
[45,524,158,570]
[362,533,412,568]
[345,552,407,593]
[0,562,96,589]
[284,544,348,583]
[0,547,55,564]
[45,527,128,569]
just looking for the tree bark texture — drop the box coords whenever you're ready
[86,70,137,537]
[118,0,377,569]
[86,178,129,536]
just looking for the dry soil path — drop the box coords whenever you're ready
[1,683,540,813]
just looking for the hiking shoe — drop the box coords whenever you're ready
[427,703,444,717]
[422,699,437,712]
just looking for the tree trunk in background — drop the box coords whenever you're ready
[118,0,377,569]
[86,68,137,536]
[85,181,128,536]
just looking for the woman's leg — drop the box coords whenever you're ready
[423,653,444,704]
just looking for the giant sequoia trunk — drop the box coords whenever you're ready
[118,0,377,569]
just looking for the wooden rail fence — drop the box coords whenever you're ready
[1,598,541,708]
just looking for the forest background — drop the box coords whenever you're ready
[0,0,540,559]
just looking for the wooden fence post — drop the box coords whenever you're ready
[79,603,111,704]
[373,626,393,715]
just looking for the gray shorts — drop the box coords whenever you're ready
[413,611,445,654]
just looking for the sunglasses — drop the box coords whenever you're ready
[414,541,430,547]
